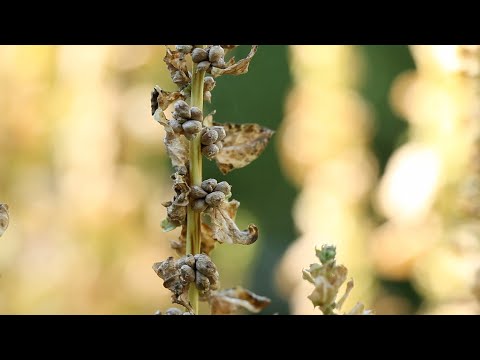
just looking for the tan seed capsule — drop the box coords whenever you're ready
[197,61,211,72]
[205,191,226,207]
[202,143,219,159]
[190,185,208,199]
[177,254,196,268]
[215,141,223,151]
[201,129,219,146]
[195,271,210,291]
[169,119,184,134]
[204,76,216,91]
[192,48,208,63]
[165,308,183,315]
[212,58,226,69]
[182,120,202,135]
[214,181,231,195]
[201,179,217,192]
[192,198,208,213]
[176,45,193,53]
[174,100,191,119]
[180,264,196,283]
[190,107,203,121]
[209,46,225,63]
[211,126,226,141]
[195,254,218,277]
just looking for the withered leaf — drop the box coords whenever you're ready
[151,85,184,116]
[211,45,258,77]
[0,204,9,237]
[210,286,271,315]
[161,171,190,230]
[204,199,258,245]
[214,122,274,174]
[164,46,191,87]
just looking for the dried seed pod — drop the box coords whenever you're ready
[211,126,226,141]
[174,100,191,119]
[176,45,193,54]
[192,198,208,213]
[201,178,218,193]
[197,61,211,72]
[191,185,208,199]
[192,48,208,63]
[201,129,219,146]
[209,46,225,63]
[214,181,231,195]
[177,254,196,268]
[190,107,203,121]
[195,254,218,277]
[169,119,184,134]
[204,76,216,91]
[215,141,223,151]
[180,264,196,283]
[182,120,202,136]
[172,70,188,86]
[165,308,183,315]
[204,91,212,103]
[202,143,219,159]
[195,271,210,291]
[211,58,226,69]
[205,191,226,207]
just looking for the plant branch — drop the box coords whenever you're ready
[186,46,206,314]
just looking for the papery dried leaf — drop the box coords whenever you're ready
[164,47,191,87]
[0,204,9,237]
[211,45,258,77]
[210,286,271,315]
[151,85,184,115]
[206,200,258,245]
[214,122,274,174]
[161,171,190,230]
[160,124,189,169]
[170,225,187,256]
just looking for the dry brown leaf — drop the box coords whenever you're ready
[210,286,271,314]
[214,122,274,174]
[162,172,190,231]
[211,45,258,77]
[151,85,184,115]
[0,204,9,237]
[204,200,258,245]
[170,223,217,256]
[164,46,191,87]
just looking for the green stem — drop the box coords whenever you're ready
[186,49,206,314]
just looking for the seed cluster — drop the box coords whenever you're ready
[191,46,226,72]
[170,100,203,140]
[201,126,226,159]
[153,253,220,301]
[203,76,216,102]
[190,178,232,213]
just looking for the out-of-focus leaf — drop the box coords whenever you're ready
[210,286,271,314]
[214,122,274,174]
[211,45,258,77]
[204,199,258,245]
[0,204,9,237]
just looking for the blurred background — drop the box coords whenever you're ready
[0,45,479,314]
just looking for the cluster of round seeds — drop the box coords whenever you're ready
[153,253,220,301]
[201,126,226,159]
[190,178,231,212]
[170,100,203,140]
[191,46,226,72]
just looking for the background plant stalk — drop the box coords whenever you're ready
[186,52,206,314]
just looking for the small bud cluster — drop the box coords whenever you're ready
[170,100,203,140]
[200,126,226,159]
[190,179,231,212]
[191,46,226,72]
[153,253,220,301]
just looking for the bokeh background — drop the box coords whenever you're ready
[0,45,479,314]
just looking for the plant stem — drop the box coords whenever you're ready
[186,48,205,314]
